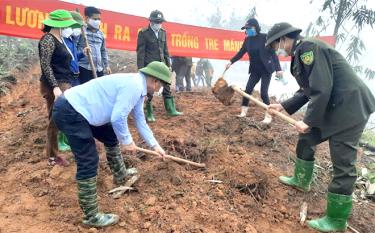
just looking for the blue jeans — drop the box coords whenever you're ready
[52,96,118,180]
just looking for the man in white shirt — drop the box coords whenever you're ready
[52,61,170,227]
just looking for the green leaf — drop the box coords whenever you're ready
[346,36,365,62]
[336,33,345,43]
[364,68,375,79]
[322,0,335,12]
[366,173,375,183]
[352,65,363,73]
[352,5,375,30]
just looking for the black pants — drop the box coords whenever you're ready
[242,70,271,106]
[147,82,172,102]
[78,66,104,84]
[296,120,368,195]
[203,70,213,87]
[52,96,118,180]
[176,64,192,91]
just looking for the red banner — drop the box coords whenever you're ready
[0,0,335,60]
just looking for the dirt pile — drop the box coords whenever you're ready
[0,64,374,233]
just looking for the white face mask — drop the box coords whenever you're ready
[72,28,82,37]
[150,22,162,32]
[88,18,101,29]
[61,27,73,38]
[276,39,288,57]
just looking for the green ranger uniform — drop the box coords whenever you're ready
[136,10,182,122]
[266,23,375,232]
[137,26,171,69]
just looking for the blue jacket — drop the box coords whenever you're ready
[63,37,84,74]
[230,33,281,74]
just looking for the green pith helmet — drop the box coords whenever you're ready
[265,22,302,46]
[43,9,79,28]
[149,10,165,23]
[70,11,84,28]
[140,61,171,84]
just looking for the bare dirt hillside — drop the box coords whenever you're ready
[0,61,374,233]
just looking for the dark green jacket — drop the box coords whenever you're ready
[282,38,375,138]
[136,26,170,69]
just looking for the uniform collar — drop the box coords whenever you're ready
[149,25,160,38]
[292,36,304,56]
[151,27,160,34]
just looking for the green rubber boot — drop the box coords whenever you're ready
[164,97,183,116]
[146,101,156,122]
[58,131,71,152]
[77,176,119,227]
[307,192,352,232]
[279,158,314,192]
[105,145,138,185]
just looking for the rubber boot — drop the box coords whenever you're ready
[164,97,183,116]
[237,106,248,118]
[279,158,314,192]
[307,192,352,232]
[77,176,119,227]
[261,111,272,124]
[105,145,138,185]
[145,101,156,122]
[58,131,71,152]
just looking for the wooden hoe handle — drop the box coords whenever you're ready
[76,8,98,79]
[231,85,298,125]
[135,146,206,168]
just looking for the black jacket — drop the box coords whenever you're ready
[39,33,73,88]
[171,57,192,72]
[230,33,281,74]
[281,38,375,138]
[136,26,170,69]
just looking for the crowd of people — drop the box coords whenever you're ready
[38,6,375,232]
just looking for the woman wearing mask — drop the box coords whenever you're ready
[63,11,86,87]
[39,9,79,166]
[226,18,283,124]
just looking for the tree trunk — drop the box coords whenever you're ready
[333,0,347,37]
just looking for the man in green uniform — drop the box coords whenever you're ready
[136,10,183,122]
[196,58,214,87]
[266,22,375,232]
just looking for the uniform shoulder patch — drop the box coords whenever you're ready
[300,51,314,65]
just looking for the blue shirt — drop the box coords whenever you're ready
[77,27,109,72]
[63,37,84,74]
[64,73,158,147]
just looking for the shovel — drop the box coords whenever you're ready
[212,73,297,125]
[211,67,235,106]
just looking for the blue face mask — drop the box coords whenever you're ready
[246,28,256,37]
